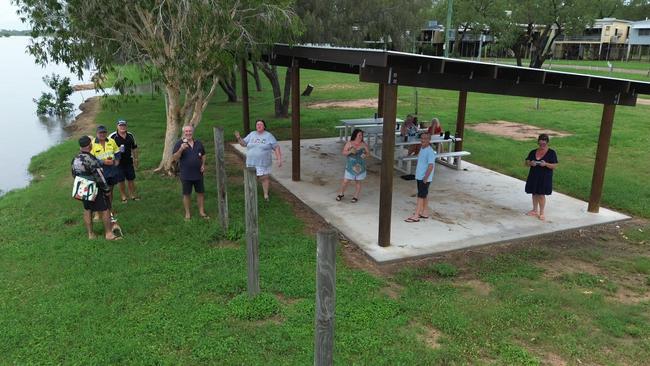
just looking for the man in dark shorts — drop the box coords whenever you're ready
[71,136,120,240]
[109,119,140,202]
[405,133,437,223]
[172,125,208,220]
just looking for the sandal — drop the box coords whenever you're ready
[351,197,358,203]
[419,215,429,219]
[336,194,344,201]
[121,198,128,203]
[200,214,210,220]
[131,197,140,201]
[404,217,420,223]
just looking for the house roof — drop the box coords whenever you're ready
[266,44,650,106]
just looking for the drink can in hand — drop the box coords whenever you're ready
[120,144,125,153]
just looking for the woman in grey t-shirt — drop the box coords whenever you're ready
[235,119,282,201]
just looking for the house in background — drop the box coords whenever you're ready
[553,18,631,60]
[418,20,494,58]
[627,19,650,61]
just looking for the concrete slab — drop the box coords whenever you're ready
[233,137,629,263]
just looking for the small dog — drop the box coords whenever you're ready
[111,221,123,237]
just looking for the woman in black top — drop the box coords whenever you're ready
[524,134,558,221]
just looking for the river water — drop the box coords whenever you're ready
[0,36,104,195]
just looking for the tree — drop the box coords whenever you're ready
[15,0,298,173]
[499,0,599,68]
[433,0,505,57]
[33,73,74,116]
[615,0,650,20]
[257,0,431,118]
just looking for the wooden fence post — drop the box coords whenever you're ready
[244,166,260,296]
[314,229,336,366]
[213,127,229,232]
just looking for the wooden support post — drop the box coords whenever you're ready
[455,90,467,152]
[377,83,385,118]
[378,83,398,247]
[291,59,301,181]
[244,167,260,296]
[314,229,337,366]
[588,104,616,213]
[241,59,251,135]
[213,127,229,232]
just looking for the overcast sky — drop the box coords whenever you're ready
[0,0,28,30]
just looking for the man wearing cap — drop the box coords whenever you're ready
[71,136,120,240]
[110,119,139,202]
[90,125,121,222]
[172,125,208,220]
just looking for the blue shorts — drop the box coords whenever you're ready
[182,178,205,195]
[116,163,136,182]
[416,180,430,198]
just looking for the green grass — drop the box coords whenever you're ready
[487,57,650,71]
[2,66,650,364]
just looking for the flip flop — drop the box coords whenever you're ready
[106,236,122,241]
[121,198,128,203]
[539,214,546,221]
[131,197,140,201]
[404,217,420,223]
[419,215,429,219]
[526,210,538,217]
[200,214,210,220]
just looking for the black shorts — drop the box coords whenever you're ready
[82,191,111,212]
[105,176,118,187]
[416,179,431,198]
[182,178,205,195]
[116,163,136,182]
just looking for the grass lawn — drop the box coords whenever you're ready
[1,67,650,364]
[486,57,650,71]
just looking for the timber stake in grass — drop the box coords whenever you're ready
[314,230,336,366]
[213,127,229,232]
[244,166,260,296]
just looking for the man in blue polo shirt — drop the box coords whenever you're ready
[172,125,208,220]
[405,133,436,223]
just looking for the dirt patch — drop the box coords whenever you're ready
[462,279,492,296]
[275,292,301,305]
[537,257,602,279]
[72,83,95,91]
[540,352,568,366]
[380,282,404,299]
[613,287,650,304]
[467,121,572,141]
[636,98,650,106]
[414,322,442,350]
[307,98,377,109]
[317,84,362,91]
[64,96,101,138]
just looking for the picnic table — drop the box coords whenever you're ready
[336,117,403,141]
[370,134,469,173]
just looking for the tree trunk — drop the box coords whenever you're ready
[529,26,561,69]
[258,62,288,117]
[219,79,238,102]
[155,85,182,175]
[250,62,262,91]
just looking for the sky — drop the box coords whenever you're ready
[0,0,28,30]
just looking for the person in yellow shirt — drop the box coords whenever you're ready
[90,125,121,223]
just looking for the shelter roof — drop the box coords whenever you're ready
[266,44,650,106]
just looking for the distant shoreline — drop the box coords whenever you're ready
[64,96,101,138]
